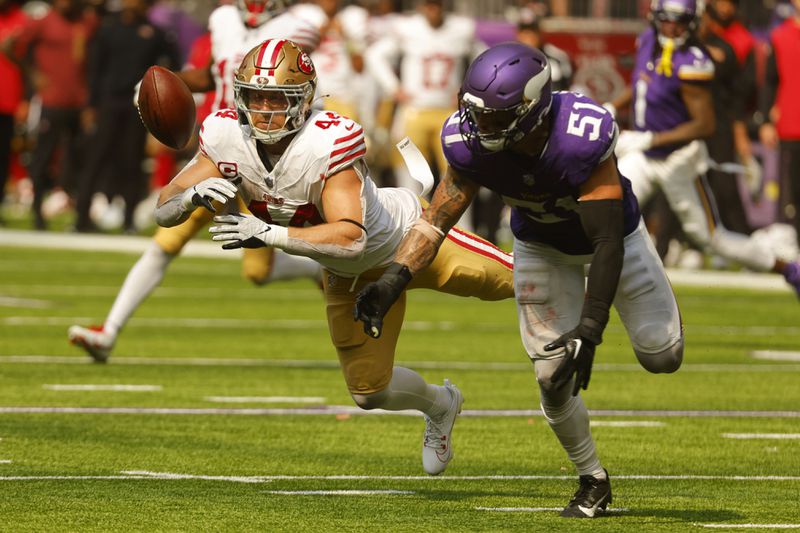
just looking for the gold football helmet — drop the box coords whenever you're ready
[233,39,317,144]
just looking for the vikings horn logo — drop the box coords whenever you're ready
[297,51,314,75]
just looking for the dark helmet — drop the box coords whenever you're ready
[458,42,552,152]
[650,0,701,45]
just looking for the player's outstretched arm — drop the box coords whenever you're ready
[209,167,366,257]
[354,166,479,338]
[155,152,235,227]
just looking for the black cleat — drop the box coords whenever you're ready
[560,469,612,518]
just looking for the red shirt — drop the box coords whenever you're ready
[11,9,98,108]
[714,20,755,67]
[186,32,214,124]
[771,18,800,140]
[0,5,28,114]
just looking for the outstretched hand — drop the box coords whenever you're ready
[209,213,281,249]
[545,328,598,396]
[353,263,412,338]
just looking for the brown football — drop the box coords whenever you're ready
[137,66,196,150]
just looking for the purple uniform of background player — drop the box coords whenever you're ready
[631,26,715,159]
[441,91,641,254]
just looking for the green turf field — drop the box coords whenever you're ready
[1,242,799,532]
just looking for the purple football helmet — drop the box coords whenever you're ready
[459,42,552,152]
[650,0,700,45]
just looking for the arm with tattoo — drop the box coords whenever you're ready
[394,166,480,274]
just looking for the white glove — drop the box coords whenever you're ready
[615,130,654,159]
[210,213,288,250]
[742,156,763,199]
[133,79,142,107]
[180,177,237,213]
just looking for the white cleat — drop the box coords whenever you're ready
[68,325,114,363]
[422,379,464,475]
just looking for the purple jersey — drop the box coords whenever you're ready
[631,27,714,158]
[442,91,641,255]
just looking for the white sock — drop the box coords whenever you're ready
[269,250,322,283]
[541,394,604,478]
[104,242,174,337]
[373,366,444,416]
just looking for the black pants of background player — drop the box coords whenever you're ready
[0,113,12,222]
[75,101,147,233]
[777,140,800,248]
[705,127,753,235]
[28,107,85,230]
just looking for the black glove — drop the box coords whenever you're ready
[544,324,601,396]
[353,262,412,339]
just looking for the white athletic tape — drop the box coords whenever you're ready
[396,137,434,197]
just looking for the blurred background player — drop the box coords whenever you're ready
[515,10,573,92]
[608,0,800,295]
[72,0,181,233]
[297,0,367,121]
[3,0,99,230]
[365,0,484,230]
[68,0,322,361]
[0,0,27,226]
[760,0,800,252]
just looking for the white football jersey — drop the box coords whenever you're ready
[311,5,368,103]
[366,13,482,109]
[198,108,421,276]
[208,5,321,112]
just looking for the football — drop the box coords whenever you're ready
[137,65,196,150]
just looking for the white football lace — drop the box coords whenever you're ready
[423,418,446,450]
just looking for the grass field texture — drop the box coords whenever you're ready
[1,240,799,532]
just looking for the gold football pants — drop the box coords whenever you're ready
[324,227,513,395]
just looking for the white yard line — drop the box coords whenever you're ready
[475,506,628,513]
[0,406,798,418]
[204,396,326,404]
[0,471,797,483]
[3,355,800,374]
[590,421,665,427]
[722,433,800,440]
[0,284,322,300]
[6,315,800,337]
[0,296,54,309]
[265,490,414,495]
[699,525,800,529]
[0,460,12,464]
[0,229,233,259]
[3,228,792,292]
[42,384,162,392]
[751,351,800,362]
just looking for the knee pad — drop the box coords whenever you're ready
[351,388,389,411]
[533,357,574,404]
[634,335,684,374]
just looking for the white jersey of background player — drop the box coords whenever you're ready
[365,0,484,230]
[209,1,322,111]
[292,1,368,121]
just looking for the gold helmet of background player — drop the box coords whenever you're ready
[233,39,317,144]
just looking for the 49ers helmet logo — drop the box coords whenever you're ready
[297,51,314,75]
